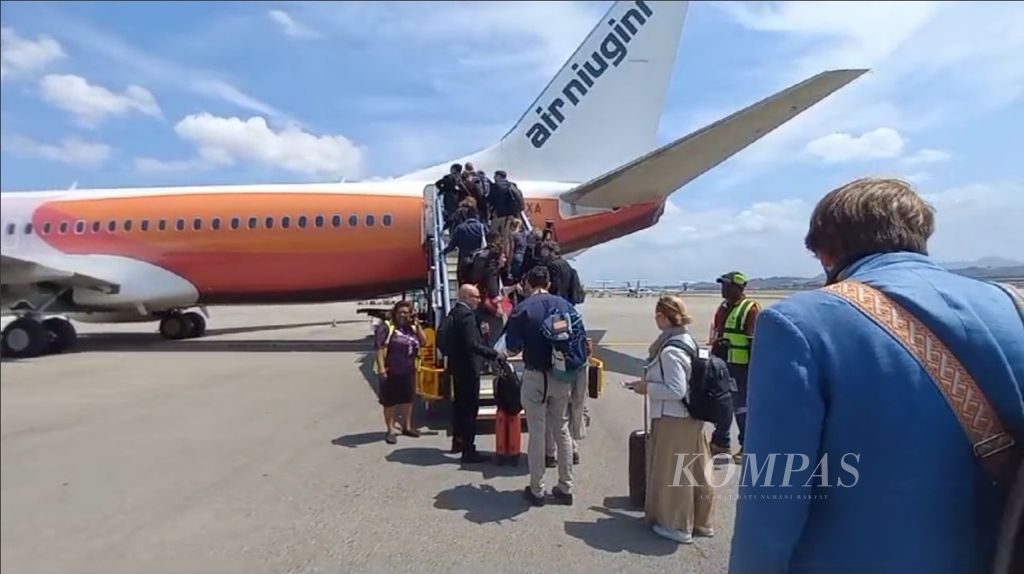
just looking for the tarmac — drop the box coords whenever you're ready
[1,292,785,574]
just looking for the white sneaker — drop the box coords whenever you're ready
[652,524,693,544]
[694,526,715,538]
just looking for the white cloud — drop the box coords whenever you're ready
[805,127,905,163]
[268,9,321,39]
[703,1,1023,182]
[163,113,364,179]
[0,26,64,80]
[575,180,1024,283]
[1,134,111,166]
[301,1,599,81]
[902,148,951,165]
[39,74,161,127]
[36,15,289,122]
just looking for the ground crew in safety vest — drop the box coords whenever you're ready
[709,271,760,465]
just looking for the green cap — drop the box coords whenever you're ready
[717,271,749,287]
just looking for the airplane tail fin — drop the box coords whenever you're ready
[398,0,688,183]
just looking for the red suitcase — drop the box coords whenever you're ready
[495,410,522,466]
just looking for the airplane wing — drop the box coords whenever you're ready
[560,69,869,209]
[1,254,121,293]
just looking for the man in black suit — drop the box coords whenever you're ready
[446,283,504,463]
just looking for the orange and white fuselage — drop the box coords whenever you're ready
[0,0,864,338]
[0,181,661,315]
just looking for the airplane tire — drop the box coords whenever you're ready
[1,318,50,358]
[159,314,190,340]
[183,312,206,338]
[43,317,78,354]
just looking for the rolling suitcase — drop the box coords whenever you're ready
[628,391,649,509]
[496,410,522,466]
[494,358,523,466]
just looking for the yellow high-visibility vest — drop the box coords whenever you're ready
[723,299,756,365]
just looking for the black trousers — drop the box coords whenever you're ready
[451,369,481,454]
[712,363,749,449]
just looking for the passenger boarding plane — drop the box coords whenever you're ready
[0,0,866,357]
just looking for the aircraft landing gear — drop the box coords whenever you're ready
[158,311,207,340]
[1,315,78,359]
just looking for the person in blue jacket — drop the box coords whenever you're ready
[729,177,1024,574]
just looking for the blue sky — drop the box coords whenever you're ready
[1,1,1021,283]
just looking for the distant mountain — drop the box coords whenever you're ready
[653,257,1023,292]
[942,257,1023,270]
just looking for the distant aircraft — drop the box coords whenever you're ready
[0,0,866,357]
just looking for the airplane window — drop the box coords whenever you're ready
[248,217,258,230]
[108,220,117,232]
[140,220,150,232]
[365,214,375,227]
[43,222,52,235]
[298,216,308,229]
[331,215,342,228]
[212,218,222,231]
[265,216,275,229]
[176,219,186,231]
[24,222,33,235]
[91,221,100,233]
[281,216,291,229]
[124,220,133,232]
[315,215,325,228]
[383,214,393,227]
[5,223,14,235]
[193,218,203,231]
[158,219,167,232]
[75,220,86,234]
[349,215,359,227]
[230,217,241,230]
[59,221,69,234]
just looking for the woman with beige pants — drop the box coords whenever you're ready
[628,296,716,544]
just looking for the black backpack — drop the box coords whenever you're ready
[568,267,586,305]
[469,248,490,284]
[435,312,455,356]
[661,339,734,423]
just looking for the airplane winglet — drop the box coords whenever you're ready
[560,68,870,209]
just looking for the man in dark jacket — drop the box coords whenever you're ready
[489,170,525,238]
[435,163,465,230]
[443,208,487,285]
[446,284,504,462]
[539,242,579,304]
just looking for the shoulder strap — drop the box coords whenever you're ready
[658,338,697,379]
[823,280,1020,487]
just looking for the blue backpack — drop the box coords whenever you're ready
[541,305,589,381]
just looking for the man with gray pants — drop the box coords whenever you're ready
[505,266,584,506]
[546,367,586,467]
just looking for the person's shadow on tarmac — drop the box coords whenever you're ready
[563,503,679,557]
[433,483,531,524]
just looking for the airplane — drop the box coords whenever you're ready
[0,0,867,358]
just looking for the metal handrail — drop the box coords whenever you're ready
[430,190,452,333]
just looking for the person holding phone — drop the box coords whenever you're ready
[375,300,427,444]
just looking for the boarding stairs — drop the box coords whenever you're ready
[421,185,534,431]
